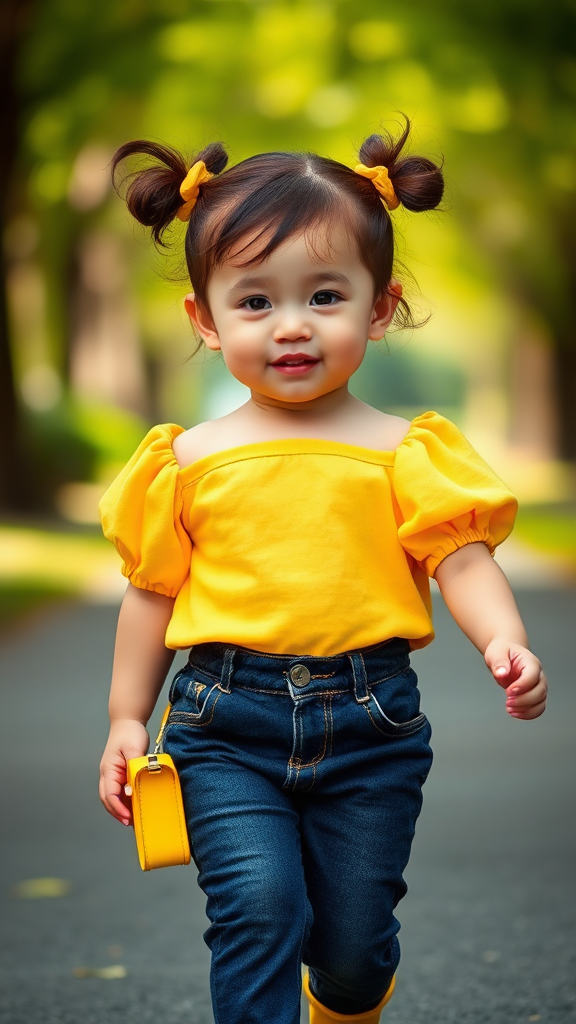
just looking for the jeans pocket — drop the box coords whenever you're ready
[168,667,187,704]
[169,666,224,728]
[364,667,428,738]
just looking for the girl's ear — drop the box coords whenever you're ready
[184,293,221,350]
[368,280,402,341]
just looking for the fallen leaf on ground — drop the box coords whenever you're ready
[73,965,127,980]
[482,950,500,963]
[12,878,72,899]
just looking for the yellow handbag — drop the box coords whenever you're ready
[125,704,191,871]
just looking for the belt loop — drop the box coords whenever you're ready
[220,646,235,693]
[349,652,370,703]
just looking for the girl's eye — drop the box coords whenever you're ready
[311,291,340,306]
[242,296,271,311]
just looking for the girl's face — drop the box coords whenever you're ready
[185,223,400,407]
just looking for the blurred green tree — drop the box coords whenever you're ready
[0,0,33,510]
[1,0,575,512]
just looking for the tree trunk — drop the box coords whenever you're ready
[0,0,34,512]
[554,342,576,463]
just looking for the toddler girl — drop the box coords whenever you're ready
[99,121,547,1024]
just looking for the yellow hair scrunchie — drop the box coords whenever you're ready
[177,160,214,222]
[354,163,400,210]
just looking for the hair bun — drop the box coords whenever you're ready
[358,118,444,213]
[111,140,228,243]
[200,142,228,176]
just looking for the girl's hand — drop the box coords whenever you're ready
[99,719,149,825]
[484,639,548,720]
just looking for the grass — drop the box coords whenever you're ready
[0,581,76,630]
[0,524,122,629]
[514,505,576,566]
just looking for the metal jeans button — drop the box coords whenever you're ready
[289,664,311,687]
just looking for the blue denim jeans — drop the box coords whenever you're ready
[163,638,433,1024]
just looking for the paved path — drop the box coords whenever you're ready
[1,592,575,1024]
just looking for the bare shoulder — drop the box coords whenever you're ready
[379,411,412,451]
[172,410,251,469]
[357,405,411,451]
[172,420,225,469]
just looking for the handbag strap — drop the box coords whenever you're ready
[153,703,172,754]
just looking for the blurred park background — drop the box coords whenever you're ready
[1,0,576,620]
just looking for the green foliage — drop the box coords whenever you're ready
[23,403,99,506]
[22,398,147,507]
[0,582,74,630]
[351,343,464,413]
[514,504,576,563]
[9,0,576,469]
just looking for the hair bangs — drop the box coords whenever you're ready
[207,173,341,269]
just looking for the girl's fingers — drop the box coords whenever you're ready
[504,665,543,693]
[486,644,547,721]
[99,777,131,822]
[107,793,132,825]
[486,645,522,686]
[103,790,132,825]
[487,645,542,691]
[508,698,547,720]
[506,669,547,720]
[506,677,547,708]
[99,768,132,825]
[98,728,148,826]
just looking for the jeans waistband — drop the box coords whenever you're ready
[186,638,411,703]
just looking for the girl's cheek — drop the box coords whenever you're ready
[223,348,264,383]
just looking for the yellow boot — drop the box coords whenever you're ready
[303,972,395,1024]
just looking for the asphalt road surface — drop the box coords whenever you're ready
[1,590,575,1024]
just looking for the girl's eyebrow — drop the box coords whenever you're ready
[229,274,275,293]
[306,271,351,288]
[229,270,352,293]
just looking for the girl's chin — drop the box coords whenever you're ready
[251,383,348,408]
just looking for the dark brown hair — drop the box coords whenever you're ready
[112,118,444,329]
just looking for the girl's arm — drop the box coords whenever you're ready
[99,583,176,824]
[434,541,547,720]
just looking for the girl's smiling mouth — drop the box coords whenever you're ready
[270,352,321,375]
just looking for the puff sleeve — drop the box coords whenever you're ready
[99,424,192,598]
[394,411,518,577]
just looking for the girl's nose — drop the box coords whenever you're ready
[273,310,312,343]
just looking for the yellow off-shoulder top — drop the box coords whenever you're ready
[99,411,517,656]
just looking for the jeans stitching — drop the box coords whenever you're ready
[349,652,369,703]
[289,708,303,768]
[282,670,337,680]
[370,690,426,731]
[210,888,223,1024]
[225,648,346,663]
[170,687,222,728]
[234,686,289,696]
[287,703,300,778]
[369,664,412,688]
[302,763,317,793]
[187,664,220,683]
[289,697,330,769]
[295,874,309,1004]
[364,703,427,737]
[188,660,409,692]
[292,687,348,699]
[233,686,359,699]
